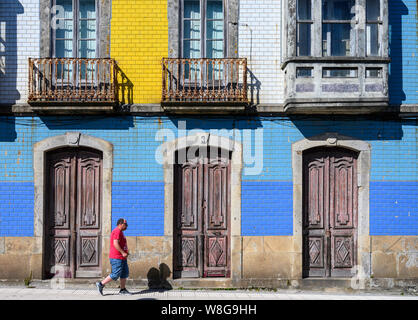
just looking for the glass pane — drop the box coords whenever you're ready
[184,0,200,19]
[322,0,354,20]
[323,67,357,77]
[79,19,96,39]
[78,39,96,58]
[297,23,311,56]
[56,0,73,19]
[207,0,223,19]
[298,0,311,20]
[79,0,96,19]
[55,39,73,58]
[206,40,223,58]
[183,39,201,58]
[184,20,201,39]
[322,23,352,56]
[367,0,380,21]
[56,20,73,39]
[206,20,223,40]
[367,24,379,56]
[296,67,313,77]
[366,68,382,78]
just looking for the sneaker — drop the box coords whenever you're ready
[96,282,104,296]
[118,288,132,295]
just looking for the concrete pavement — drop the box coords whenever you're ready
[0,286,416,300]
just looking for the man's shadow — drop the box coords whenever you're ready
[140,263,173,293]
[102,263,172,296]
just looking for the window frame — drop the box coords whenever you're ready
[365,0,382,56]
[321,0,356,57]
[180,0,227,59]
[293,0,386,58]
[296,0,314,56]
[51,0,100,59]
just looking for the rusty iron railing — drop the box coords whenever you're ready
[162,58,247,103]
[28,58,118,104]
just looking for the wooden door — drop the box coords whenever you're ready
[173,147,231,278]
[302,147,358,278]
[44,147,102,279]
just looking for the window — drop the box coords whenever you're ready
[322,67,358,77]
[366,0,380,56]
[297,67,313,77]
[182,0,224,59]
[366,67,382,78]
[322,0,355,56]
[297,0,313,56]
[53,0,97,59]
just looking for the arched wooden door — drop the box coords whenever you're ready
[302,147,358,278]
[173,147,231,278]
[44,147,102,279]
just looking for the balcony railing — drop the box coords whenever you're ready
[28,58,118,105]
[162,58,248,104]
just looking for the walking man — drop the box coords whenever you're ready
[96,218,132,295]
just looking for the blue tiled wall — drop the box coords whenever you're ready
[389,0,418,104]
[0,116,417,236]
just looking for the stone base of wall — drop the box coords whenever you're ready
[0,236,416,290]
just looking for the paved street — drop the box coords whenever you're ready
[0,286,416,300]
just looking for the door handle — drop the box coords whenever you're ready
[325,230,331,237]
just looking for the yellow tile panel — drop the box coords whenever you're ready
[111,0,168,104]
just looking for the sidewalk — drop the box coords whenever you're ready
[0,285,416,300]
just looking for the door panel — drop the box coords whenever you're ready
[174,147,231,278]
[44,148,102,279]
[45,151,75,279]
[203,153,230,277]
[174,154,203,278]
[329,152,357,277]
[76,150,102,277]
[303,147,358,278]
[303,150,329,277]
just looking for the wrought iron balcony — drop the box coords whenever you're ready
[162,58,248,106]
[28,58,118,106]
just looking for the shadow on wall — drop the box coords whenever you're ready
[0,116,17,142]
[247,68,261,106]
[167,115,264,132]
[39,115,135,130]
[115,65,134,106]
[388,1,408,105]
[290,115,406,141]
[146,263,173,291]
[0,0,24,105]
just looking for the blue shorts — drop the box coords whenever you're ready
[109,258,129,280]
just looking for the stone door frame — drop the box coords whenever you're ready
[33,132,113,279]
[292,133,371,279]
[163,133,243,282]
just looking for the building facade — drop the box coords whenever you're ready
[0,0,416,288]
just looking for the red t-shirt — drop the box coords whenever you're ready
[109,227,128,260]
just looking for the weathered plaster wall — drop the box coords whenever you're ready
[1,236,417,283]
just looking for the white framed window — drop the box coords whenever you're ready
[322,0,355,57]
[294,0,385,58]
[53,0,98,59]
[297,0,313,56]
[366,0,381,56]
[181,0,225,59]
